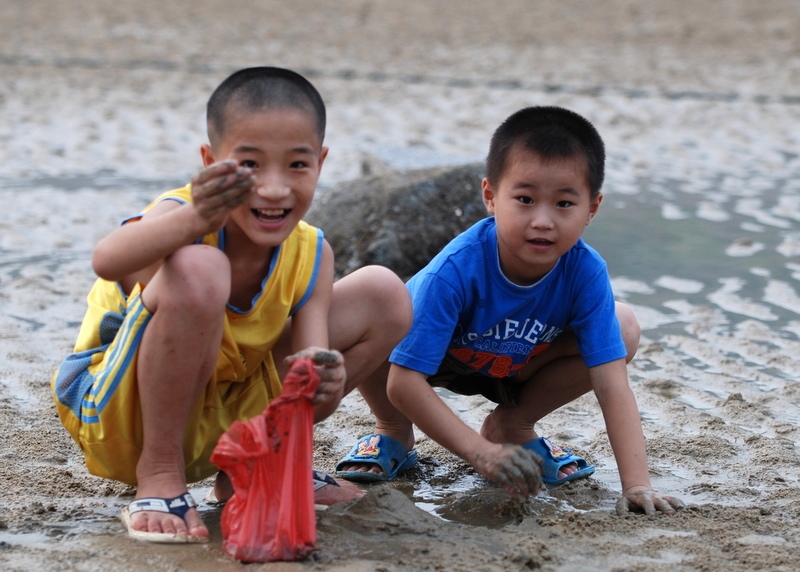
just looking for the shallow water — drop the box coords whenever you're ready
[588,177,800,334]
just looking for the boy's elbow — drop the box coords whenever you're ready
[386,375,402,406]
[386,365,420,410]
[615,302,641,362]
[91,249,107,279]
[91,243,119,281]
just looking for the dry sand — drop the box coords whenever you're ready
[2,1,800,570]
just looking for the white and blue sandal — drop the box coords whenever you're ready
[120,492,208,544]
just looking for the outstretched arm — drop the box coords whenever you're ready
[287,240,344,422]
[387,364,542,497]
[591,359,684,515]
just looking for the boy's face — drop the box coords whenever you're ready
[482,145,601,286]
[201,106,327,249]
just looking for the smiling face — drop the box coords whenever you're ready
[200,106,327,251]
[482,144,602,286]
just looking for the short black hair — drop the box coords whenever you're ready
[206,66,326,147]
[486,106,605,196]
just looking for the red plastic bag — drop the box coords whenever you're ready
[210,356,320,562]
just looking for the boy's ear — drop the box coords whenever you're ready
[586,192,603,225]
[200,144,215,167]
[482,178,496,214]
[318,146,329,170]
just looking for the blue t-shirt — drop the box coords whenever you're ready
[389,217,626,378]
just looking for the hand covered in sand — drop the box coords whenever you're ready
[616,488,685,516]
[285,348,346,414]
[190,160,255,233]
[474,443,543,498]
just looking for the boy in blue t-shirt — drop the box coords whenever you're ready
[337,106,684,515]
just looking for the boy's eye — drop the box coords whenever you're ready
[518,196,533,205]
[556,200,574,208]
[290,161,308,169]
[240,160,258,169]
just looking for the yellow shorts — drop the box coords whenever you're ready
[51,286,283,485]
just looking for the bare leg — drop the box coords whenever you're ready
[480,356,591,445]
[332,268,416,476]
[333,267,414,438]
[482,302,641,478]
[130,245,230,538]
[268,265,414,492]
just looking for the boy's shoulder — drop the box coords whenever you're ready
[564,238,606,266]
[405,218,498,302]
[439,216,495,259]
[138,184,193,216]
[558,238,611,288]
[156,184,193,203]
[413,217,495,276]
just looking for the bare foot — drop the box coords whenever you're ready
[129,472,208,541]
[336,461,393,477]
[313,472,364,505]
[556,462,580,478]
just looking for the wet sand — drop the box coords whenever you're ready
[2,1,800,570]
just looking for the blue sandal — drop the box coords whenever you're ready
[335,434,418,482]
[524,436,595,486]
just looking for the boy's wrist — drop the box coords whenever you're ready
[622,484,652,495]
[464,439,502,469]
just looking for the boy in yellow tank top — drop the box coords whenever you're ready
[51,67,413,543]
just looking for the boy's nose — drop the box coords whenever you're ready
[530,208,554,228]
[254,173,290,199]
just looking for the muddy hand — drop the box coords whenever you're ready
[477,444,543,498]
[286,348,346,408]
[190,161,255,232]
[615,489,685,516]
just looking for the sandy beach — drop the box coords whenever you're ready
[2,1,800,570]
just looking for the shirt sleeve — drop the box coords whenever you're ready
[389,272,463,376]
[569,265,626,368]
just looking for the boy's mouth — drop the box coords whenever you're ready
[528,238,553,246]
[253,208,289,222]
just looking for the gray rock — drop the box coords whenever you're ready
[306,163,488,279]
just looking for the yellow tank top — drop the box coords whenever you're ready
[73,184,324,390]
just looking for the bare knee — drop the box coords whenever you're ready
[147,245,230,312]
[615,302,641,362]
[343,265,413,341]
[370,266,412,334]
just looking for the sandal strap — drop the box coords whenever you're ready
[541,436,573,461]
[127,493,197,519]
[312,469,340,491]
